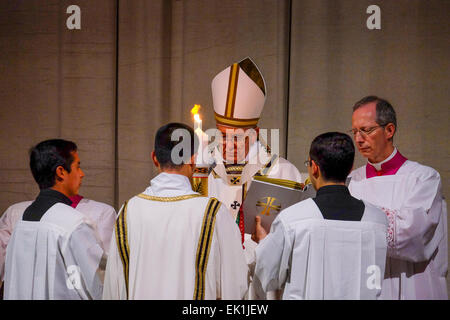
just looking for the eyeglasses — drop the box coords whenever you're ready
[349,125,385,138]
[304,159,311,168]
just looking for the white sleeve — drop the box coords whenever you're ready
[102,226,127,300]
[102,204,127,300]
[286,163,303,184]
[383,169,446,262]
[268,158,303,183]
[0,207,14,282]
[214,205,249,300]
[0,205,24,282]
[97,205,117,254]
[65,222,106,300]
[254,216,292,293]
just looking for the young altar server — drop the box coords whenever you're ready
[102,123,248,300]
[348,96,448,299]
[3,139,106,299]
[253,132,388,299]
[0,195,116,284]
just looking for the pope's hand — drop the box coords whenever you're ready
[251,216,268,244]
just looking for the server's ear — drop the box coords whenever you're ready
[151,151,160,169]
[311,159,320,178]
[55,165,66,182]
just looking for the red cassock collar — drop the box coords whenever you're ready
[69,194,84,208]
[366,151,408,178]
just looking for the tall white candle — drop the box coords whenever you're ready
[194,113,202,133]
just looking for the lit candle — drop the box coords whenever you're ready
[191,104,204,164]
[191,104,202,133]
[194,113,202,133]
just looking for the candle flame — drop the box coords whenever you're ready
[190,104,201,116]
[191,104,202,122]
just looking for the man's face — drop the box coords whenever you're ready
[351,102,392,163]
[65,151,84,197]
[216,124,257,163]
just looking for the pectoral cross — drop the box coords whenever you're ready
[230,201,240,210]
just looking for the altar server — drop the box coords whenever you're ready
[4,139,105,299]
[0,195,116,283]
[253,132,388,299]
[103,123,248,300]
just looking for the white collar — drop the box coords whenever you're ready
[143,172,197,197]
[368,147,397,171]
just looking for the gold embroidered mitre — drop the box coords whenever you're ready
[211,57,266,128]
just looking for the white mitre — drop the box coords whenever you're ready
[211,57,266,128]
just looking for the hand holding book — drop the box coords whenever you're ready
[243,176,317,234]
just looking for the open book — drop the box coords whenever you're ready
[243,176,317,234]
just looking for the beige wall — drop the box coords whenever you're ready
[0,0,448,293]
[287,0,449,203]
[116,0,291,207]
[0,0,116,209]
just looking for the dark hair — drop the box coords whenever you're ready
[29,139,78,190]
[154,123,199,169]
[309,132,355,183]
[353,95,397,130]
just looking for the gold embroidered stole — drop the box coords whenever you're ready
[115,193,204,299]
[115,201,130,299]
[193,197,221,300]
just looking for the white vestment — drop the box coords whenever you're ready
[4,203,106,299]
[0,198,116,282]
[102,173,248,300]
[205,141,302,299]
[0,201,31,282]
[349,160,448,299]
[75,198,117,253]
[254,198,388,299]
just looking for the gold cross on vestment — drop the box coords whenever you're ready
[256,197,281,216]
[229,176,241,185]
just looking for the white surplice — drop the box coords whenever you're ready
[4,203,106,299]
[0,201,31,282]
[102,173,248,300]
[254,198,388,299]
[349,160,448,299]
[0,198,116,282]
[75,198,117,253]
